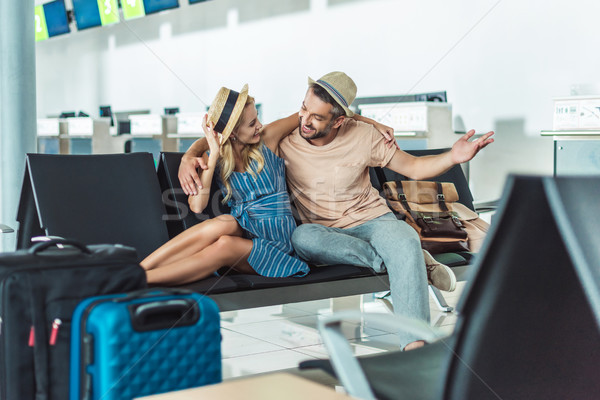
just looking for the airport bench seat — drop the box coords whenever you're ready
[14,150,475,312]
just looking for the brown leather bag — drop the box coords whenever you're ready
[383,180,489,253]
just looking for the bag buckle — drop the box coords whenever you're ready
[452,215,464,228]
[398,193,407,202]
[437,193,445,201]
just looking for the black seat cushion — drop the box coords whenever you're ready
[172,275,240,294]
[227,264,381,290]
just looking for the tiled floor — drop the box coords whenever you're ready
[220,282,466,380]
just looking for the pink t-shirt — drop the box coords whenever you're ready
[279,119,397,229]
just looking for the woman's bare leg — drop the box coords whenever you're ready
[146,235,256,285]
[141,215,242,271]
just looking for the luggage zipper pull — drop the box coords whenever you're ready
[49,318,62,346]
[28,325,35,347]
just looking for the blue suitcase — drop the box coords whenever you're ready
[70,289,221,400]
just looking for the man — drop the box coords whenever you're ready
[179,72,494,350]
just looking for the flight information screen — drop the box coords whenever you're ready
[35,0,70,41]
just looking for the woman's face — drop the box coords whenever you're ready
[233,104,262,145]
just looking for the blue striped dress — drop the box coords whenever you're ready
[215,145,309,278]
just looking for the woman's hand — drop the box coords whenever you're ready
[203,114,221,165]
[352,114,398,149]
[373,121,399,149]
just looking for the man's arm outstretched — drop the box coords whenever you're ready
[385,129,494,180]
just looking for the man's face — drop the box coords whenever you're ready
[298,88,341,141]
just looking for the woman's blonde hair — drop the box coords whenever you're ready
[218,96,265,203]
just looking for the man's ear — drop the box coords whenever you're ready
[332,116,345,129]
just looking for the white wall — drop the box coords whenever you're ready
[35,0,600,201]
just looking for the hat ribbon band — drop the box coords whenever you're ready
[316,79,348,107]
[215,90,240,133]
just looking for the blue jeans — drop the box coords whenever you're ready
[291,212,430,347]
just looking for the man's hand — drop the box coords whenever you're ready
[178,155,208,195]
[451,129,495,164]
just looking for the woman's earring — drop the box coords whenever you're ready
[231,135,237,142]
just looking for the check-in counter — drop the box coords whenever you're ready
[37,118,64,154]
[37,117,101,155]
[37,113,202,157]
[92,117,129,154]
[541,130,600,176]
[356,102,457,150]
[165,112,205,152]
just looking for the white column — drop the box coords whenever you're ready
[0,0,37,252]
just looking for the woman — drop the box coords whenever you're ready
[141,84,392,285]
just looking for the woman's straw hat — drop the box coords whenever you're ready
[308,71,356,117]
[207,84,249,142]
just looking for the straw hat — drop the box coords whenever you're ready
[207,84,249,142]
[308,71,356,117]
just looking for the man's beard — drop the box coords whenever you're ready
[298,117,336,141]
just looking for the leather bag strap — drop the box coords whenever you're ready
[435,182,465,229]
[393,181,420,221]
[436,182,449,212]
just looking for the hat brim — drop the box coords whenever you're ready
[208,84,249,143]
[308,77,354,117]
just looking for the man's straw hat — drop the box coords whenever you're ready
[207,84,249,142]
[308,71,356,117]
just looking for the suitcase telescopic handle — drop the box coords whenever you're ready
[116,288,194,302]
[129,299,200,332]
[29,238,92,254]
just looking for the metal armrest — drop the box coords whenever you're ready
[31,236,67,248]
[31,235,66,242]
[0,224,14,233]
[318,311,446,400]
[473,199,499,214]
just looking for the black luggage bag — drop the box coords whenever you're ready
[0,239,147,400]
